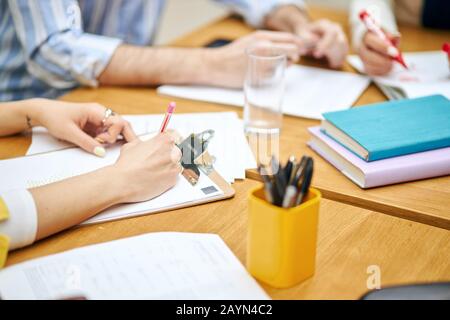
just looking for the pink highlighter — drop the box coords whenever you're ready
[160,102,176,133]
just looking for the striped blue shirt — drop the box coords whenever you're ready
[0,0,304,102]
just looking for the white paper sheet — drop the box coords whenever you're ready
[0,232,269,300]
[0,144,224,225]
[26,113,256,183]
[348,51,450,99]
[157,65,371,120]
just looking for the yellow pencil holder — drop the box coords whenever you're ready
[247,186,321,289]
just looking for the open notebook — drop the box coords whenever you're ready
[348,51,450,100]
[157,65,370,120]
[0,141,234,225]
[0,233,269,300]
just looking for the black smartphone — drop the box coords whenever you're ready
[204,38,232,48]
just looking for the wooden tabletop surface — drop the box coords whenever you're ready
[1,7,449,229]
[1,6,450,300]
[174,7,450,230]
[6,178,450,300]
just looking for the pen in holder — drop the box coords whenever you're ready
[247,156,321,288]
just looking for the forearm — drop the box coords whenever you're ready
[264,4,310,33]
[0,99,46,136]
[30,166,127,240]
[99,45,222,87]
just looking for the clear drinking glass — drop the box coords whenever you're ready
[244,46,287,134]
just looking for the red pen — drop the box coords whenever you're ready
[359,10,408,69]
[160,102,176,133]
[443,43,450,56]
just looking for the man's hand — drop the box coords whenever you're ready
[207,31,306,88]
[265,5,349,69]
[293,19,349,69]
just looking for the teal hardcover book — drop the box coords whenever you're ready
[321,95,450,162]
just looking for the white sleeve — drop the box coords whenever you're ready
[216,0,306,28]
[0,190,38,251]
[350,0,399,50]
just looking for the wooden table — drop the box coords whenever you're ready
[1,7,449,229]
[2,6,450,300]
[6,179,450,300]
[173,7,450,230]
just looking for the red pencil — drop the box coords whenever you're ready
[359,10,408,69]
[160,102,176,133]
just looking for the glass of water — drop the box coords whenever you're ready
[244,45,287,134]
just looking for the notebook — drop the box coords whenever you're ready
[0,142,234,225]
[0,232,269,300]
[157,65,370,120]
[321,95,450,162]
[348,51,450,100]
[308,127,450,188]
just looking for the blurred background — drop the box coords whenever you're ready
[155,0,350,44]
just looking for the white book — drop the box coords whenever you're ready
[0,233,269,300]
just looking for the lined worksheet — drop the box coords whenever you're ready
[0,233,269,300]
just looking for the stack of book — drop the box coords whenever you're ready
[308,95,450,189]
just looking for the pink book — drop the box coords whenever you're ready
[308,127,450,189]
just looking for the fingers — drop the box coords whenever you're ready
[263,42,300,63]
[121,121,138,142]
[79,103,138,144]
[85,103,108,126]
[252,30,304,58]
[66,124,106,157]
[96,116,137,144]
[311,21,337,56]
[360,34,394,76]
[295,29,320,54]
[364,32,392,56]
[309,20,348,68]
[171,144,182,165]
[254,30,302,46]
[143,132,175,155]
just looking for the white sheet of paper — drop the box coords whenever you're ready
[0,232,269,300]
[347,51,450,99]
[157,65,371,120]
[26,112,257,183]
[0,145,223,225]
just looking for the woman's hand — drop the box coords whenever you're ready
[28,99,137,157]
[32,133,183,240]
[112,133,183,203]
[359,31,400,76]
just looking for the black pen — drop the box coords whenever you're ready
[271,156,287,206]
[282,156,307,208]
[285,156,295,183]
[295,158,314,206]
[259,165,274,204]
